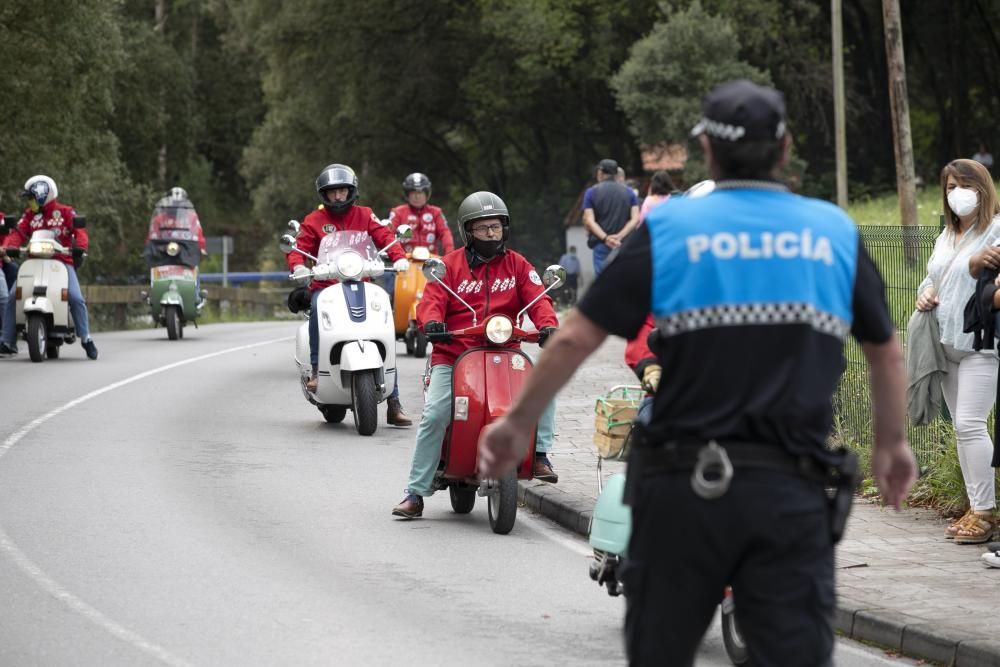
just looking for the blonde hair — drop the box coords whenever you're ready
[940,158,1000,233]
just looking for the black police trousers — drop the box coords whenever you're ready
[624,468,834,667]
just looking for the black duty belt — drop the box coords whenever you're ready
[630,440,832,500]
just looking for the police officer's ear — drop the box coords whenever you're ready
[776,134,793,171]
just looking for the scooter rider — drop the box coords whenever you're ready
[388,173,455,256]
[0,176,98,360]
[392,191,559,519]
[480,81,917,665]
[287,163,413,426]
[382,173,455,304]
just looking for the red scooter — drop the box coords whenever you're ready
[421,258,566,535]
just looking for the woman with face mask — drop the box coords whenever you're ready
[916,158,1000,544]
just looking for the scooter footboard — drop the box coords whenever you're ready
[443,348,536,480]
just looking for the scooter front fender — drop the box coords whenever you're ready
[339,340,384,372]
[22,297,54,316]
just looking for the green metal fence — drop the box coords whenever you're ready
[833,225,954,467]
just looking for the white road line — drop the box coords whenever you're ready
[0,336,290,666]
[517,507,594,558]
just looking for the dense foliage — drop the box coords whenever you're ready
[1,0,998,278]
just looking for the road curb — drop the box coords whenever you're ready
[518,480,1000,667]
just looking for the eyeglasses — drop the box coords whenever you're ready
[470,223,504,236]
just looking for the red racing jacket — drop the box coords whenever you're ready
[416,248,559,367]
[287,204,405,292]
[624,314,657,380]
[2,201,88,267]
[387,203,454,255]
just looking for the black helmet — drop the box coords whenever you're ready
[456,191,510,247]
[316,164,359,213]
[402,172,431,197]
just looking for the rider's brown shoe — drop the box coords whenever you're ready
[533,456,559,483]
[392,494,424,519]
[305,374,318,393]
[387,396,412,426]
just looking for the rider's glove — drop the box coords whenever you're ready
[291,264,312,285]
[537,326,557,348]
[425,321,447,335]
[641,364,662,395]
[72,247,86,268]
[393,258,410,273]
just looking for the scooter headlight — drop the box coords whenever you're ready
[28,240,56,258]
[166,241,180,256]
[336,251,364,280]
[485,315,513,344]
[411,246,430,261]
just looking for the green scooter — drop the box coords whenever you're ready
[141,195,206,340]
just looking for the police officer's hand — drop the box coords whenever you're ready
[871,439,917,511]
[479,416,533,481]
[537,326,557,348]
[915,287,938,312]
[641,364,662,394]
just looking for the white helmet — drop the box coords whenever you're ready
[169,186,188,201]
[23,175,58,207]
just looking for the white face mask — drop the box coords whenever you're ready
[947,187,979,217]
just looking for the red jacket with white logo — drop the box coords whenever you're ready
[416,248,559,367]
[287,205,405,292]
[2,201,88,267]
[388,204,454,255]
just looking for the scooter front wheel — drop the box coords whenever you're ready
[27,313,47,363]
[165,305,183,340]
[487,471,518,535]
[351,371,379,436]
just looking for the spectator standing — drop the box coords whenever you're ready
[557,245,581,305]
[582,159,639,274]
[973,144,994,173]
[918,158,1000,544]
[639,170,675,224]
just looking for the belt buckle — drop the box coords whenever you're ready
[690,440,733,500]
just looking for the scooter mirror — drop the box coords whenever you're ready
[286,219,301,236]
[542,265,566,289]
[279,234,297,255]
[422,257,447,282]
[395,224,414,241]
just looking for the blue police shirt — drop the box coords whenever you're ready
[578,181,893,457]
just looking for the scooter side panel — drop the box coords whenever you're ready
[16,258,71,331]
[444,348,537,480]
[589,472,632,555]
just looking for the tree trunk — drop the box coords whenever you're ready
[882,0,918,264]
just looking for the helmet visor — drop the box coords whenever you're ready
[317,166,357,191]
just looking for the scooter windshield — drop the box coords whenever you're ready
[317,231,379,265]
[147,197,201,242]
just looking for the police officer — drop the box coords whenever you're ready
[481,80,917,666]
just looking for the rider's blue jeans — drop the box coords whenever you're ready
[1,263,90,345]
[406,363,555,497]
[309,288,399,398]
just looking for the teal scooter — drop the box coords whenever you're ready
[587,392,749,665]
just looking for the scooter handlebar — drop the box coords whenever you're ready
[426,322,540,344]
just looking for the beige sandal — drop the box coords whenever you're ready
[944,508,973,539]
[954,512,997,545]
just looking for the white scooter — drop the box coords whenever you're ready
[279,223,412,436]
[8,229,80,362]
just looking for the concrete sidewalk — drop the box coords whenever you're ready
[520,336,1000,667]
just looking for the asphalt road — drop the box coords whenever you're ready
[0,322,922,666]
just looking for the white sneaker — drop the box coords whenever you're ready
[981,550,1000,568]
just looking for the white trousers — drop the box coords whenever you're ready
[941,345,998,510]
